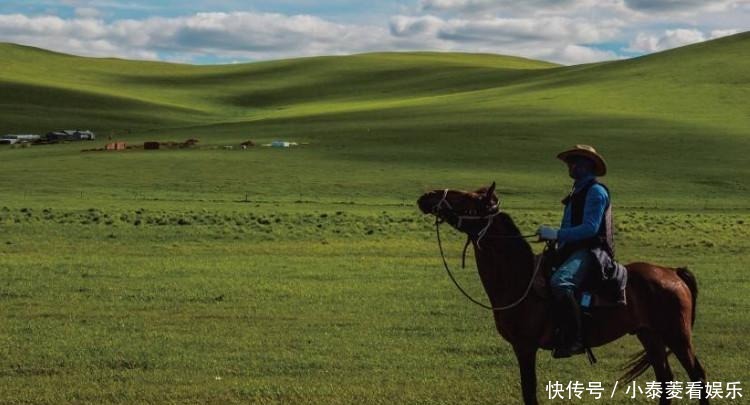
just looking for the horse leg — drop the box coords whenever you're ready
[667,340,709,404]
[637,330,673,405]
[513,345,538,405]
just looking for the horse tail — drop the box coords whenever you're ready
[620,348,678,384]
[620,350,651,384]
[676,266,698,328]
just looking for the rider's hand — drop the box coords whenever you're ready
[536,225,559,241]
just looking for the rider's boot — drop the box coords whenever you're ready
[553,289,585,358]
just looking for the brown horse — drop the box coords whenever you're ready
[417,183,709,404]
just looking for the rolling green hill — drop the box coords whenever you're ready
[0,44,556,131]
[0,32,748,208]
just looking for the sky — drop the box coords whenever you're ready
[0,0,747,65]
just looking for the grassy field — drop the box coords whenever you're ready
[0,32,748,404]
[1,207,747,404]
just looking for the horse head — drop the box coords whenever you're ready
[417,182,500,236]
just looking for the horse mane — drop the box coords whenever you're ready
[471,210,537,305]
[469,186,534,268]
[494,212,535,265]
[496,211,521,235]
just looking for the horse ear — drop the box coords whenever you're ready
[485,181,496,198]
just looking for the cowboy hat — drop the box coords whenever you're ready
[556,144,607,176]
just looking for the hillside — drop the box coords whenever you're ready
[0,33,748,208]
[0,44,556,133]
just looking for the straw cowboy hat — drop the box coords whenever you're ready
[557,144,607,177]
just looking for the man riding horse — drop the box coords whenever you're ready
[417,147,708,403]
[536,144,617,359]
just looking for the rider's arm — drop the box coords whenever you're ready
[557,185,609,244]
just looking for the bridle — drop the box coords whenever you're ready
[432,189,507,245]
[432,189,536,246]
[430,189,547,311]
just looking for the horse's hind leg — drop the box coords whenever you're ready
[667,339,709,404]
[637,330,674,405]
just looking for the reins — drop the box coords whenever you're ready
[428,188,599,363]
[431,190,546,311]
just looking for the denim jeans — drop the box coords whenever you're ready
[550,248,594,298]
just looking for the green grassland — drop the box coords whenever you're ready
[0,32,749,404]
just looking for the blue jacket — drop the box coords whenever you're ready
[558,175,609,246]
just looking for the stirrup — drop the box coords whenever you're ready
[552,340,585,359]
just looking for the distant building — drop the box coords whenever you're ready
[45,130,96,142]
[105,142,127,150]
[271,140,298,148]
[1,134,41,144]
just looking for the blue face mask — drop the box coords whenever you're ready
[566,156,595,180]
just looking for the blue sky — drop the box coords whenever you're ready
[0,0,747,65]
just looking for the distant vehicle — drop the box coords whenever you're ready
[45,130,96,142]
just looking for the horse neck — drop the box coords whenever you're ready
[472,218,535,307]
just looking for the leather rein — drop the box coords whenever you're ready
[431,189,547,311]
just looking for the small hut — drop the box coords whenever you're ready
[181,138,199,148]
[105,142,127,151]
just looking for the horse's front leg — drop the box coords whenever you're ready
[513,345,539,405]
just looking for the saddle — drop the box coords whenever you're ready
[533,253,627,364]
[532,253,627,310]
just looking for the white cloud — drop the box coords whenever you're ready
[0,13,111,46]
[627,27,744,53]
[389,14,623,63]
[627,28,711,52]
[0,2,746,66]
[710,28,741,38]
[0,10,624,64]
[420,0,501,13]
[434,16,622,43]
[623,0,737,12]
[0,12,389,62]
[416,0,750,18]
[390,15,443,37]
[419,0,578,14]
